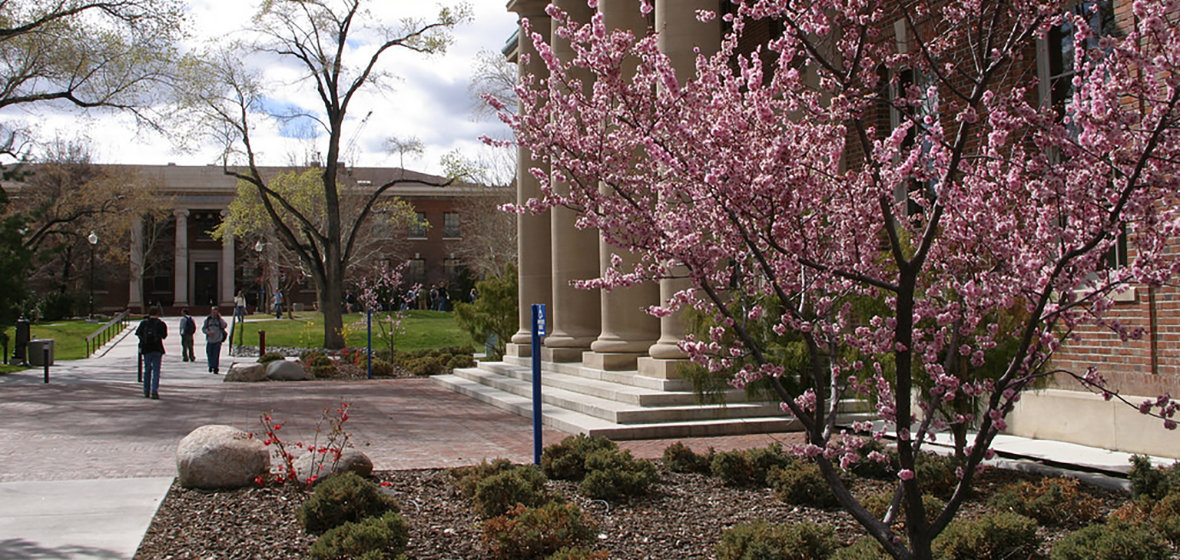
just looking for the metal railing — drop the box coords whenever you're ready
[85,310,130,358]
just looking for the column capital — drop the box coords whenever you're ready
[507,0,550,17]
[173,208,190,218]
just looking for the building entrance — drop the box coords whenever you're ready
[194,262,218,307]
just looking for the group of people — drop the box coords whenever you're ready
[134,306,229,399]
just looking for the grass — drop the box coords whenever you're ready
[0,319,118,372]
[225,309,477,353]
[0,310,474,374]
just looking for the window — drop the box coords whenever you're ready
[408,258,426,283]
[888,21,939,218]
[1037,1,1117,124]
[444,257,463,281]
[443,212,460,238]
[409,212,427,238]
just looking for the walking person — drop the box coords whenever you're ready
[273,290,284,319]
[179,308,196,362]
[234,290,247,322]
[135,307,167,399]
[203,307,228,374]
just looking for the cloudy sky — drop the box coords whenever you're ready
[19,2,519,176]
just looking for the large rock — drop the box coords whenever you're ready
[267,359,308,381]
[176,425,270,489]
[224,362,268,382]
[294,448,373,484]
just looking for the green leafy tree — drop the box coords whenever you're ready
[179,0,470,349]
[454,263,518,359]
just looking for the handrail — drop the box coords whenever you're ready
[85,310,130,358]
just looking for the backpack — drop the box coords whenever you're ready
[180,316,196,335]
[139,319,164,348]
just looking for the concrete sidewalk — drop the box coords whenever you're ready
[0,316,1173,559]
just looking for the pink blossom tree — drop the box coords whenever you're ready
[499,1,1180,558]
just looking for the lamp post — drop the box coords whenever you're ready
[254,240,265,314]
[87,230,98,319]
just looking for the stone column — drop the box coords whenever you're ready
[129,217,144,312]
[173,209,189,307]
[505,0,554,358]
[585,0,660,370]
[639,0,722,378]
[543,0,601,362]
[220,210,235,307]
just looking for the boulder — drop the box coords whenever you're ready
[267,359,308,381]
[294,448,373,484]
[224,362,268,382]
[176,425,270,489]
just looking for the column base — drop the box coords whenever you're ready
[541,346,587,363]
[582,350,645,371]
[504,342,532,358]
[638,356,691,379]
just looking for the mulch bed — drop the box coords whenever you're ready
[135,464,1153,560]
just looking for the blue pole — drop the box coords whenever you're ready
[531,304,545,465]
[366,309,373,379]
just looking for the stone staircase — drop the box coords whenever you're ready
[432,356,873,440]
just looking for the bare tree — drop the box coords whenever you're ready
[179,1,468,348]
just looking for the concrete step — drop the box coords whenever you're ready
[458,362,756,407]
[432,373,802,440]
[447,367,786,424]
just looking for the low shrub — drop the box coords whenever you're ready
[403,356,446,376]
[451,458,518,498]
[547,547,609,560]
[311,364,340,379]
[768,461,837,509]
[710,444,793,488]
[307,510,409,560]
[1129,455,1180,502]
[481,502,597,560]
[861,490,944,527]
[579,449,659,502]
[299,472,399,535]
[1107,499,1151,524]
[831,537,892,560]
[541,434,618,481]
[258,352,285,364]
[914,452,961,499]
[369,359,396,377]
[715,520,838,560]
[662,442,713,474]
[447,354,476,369]
[1150,492,1180,542]
[932,511,1040,560]
[848,438,896,481]
[473,465,552,519]
[1050,520,1171,560]
[988,476,1102,527]
[301,350,333,367]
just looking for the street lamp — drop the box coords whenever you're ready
[254,240,265,315]
[87,230,98,319]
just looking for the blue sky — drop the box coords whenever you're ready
[18,2,519,176]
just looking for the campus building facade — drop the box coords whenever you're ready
[87,164,499,315]
[468,0,1180,457]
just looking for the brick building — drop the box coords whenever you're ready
[74,164,502,315]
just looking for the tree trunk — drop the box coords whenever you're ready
[321,256,346,349]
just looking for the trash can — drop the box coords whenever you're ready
[28,339,54,366]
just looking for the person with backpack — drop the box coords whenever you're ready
[203,307,228,374]
[178,308,197,362]
[135,306,168,399]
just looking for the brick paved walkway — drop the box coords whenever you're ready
[0,319,802,483]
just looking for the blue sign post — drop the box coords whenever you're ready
[366,309,373,379]
[531,304,547,465]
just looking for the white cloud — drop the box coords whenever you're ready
[2,1,519,175]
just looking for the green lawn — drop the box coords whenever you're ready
[0,310,474,374]
[0,319,121,373]
[226,309,477,352]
